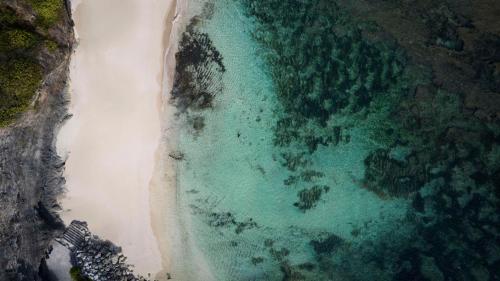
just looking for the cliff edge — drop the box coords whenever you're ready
[0,0,74,280]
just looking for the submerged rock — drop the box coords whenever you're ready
[293,185,330,211]
[310,234,344,255]
[168,151,185,160]
[238,0,500,280]
[171,16,225,112]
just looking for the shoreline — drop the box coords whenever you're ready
[149,0,180,278]
[57,0,176,277]
[150,0,217,279]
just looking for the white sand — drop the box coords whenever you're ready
[57,0,177,277]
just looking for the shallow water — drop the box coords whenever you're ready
[171,1,411,280]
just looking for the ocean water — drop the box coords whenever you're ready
[171,1,412,280]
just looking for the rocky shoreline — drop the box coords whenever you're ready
[0,0,74,280]
[1,0,499,280]
[57,221,159,281]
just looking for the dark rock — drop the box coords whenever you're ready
[363,149,429,198]
[297,262,315,272]
[251,256,264,265]
[270,247,290,262]
[280,262,306,281]
[293,185,329,211]
[412,192,425,213]
[235,218,258,234]
[310,234,344,255]
[0,0,74,279]
[170,16,225,112]
[191,116,205,132]
[168,151,184,160]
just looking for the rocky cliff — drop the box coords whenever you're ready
[0,0,74,280]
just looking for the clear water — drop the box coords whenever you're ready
[173,1,410,280]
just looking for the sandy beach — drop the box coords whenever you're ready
[57,0,177,277]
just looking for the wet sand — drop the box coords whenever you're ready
[149,0,216,279]
[57,0,176,277]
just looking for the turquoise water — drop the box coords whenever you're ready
[170,0,500,280]
[172,1,410,280]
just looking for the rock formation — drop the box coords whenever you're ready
[0,0,74,279]
[58,221,151,281]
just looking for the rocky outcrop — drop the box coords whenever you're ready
[0,0,74,280]
[59,221,150,281]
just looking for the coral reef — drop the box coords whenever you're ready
[190,205,259,235]
[172,0,499,279]
[293,185,330,212]
[310,234,344,255]
[425,5,471,51]
[171,17,224,112]
[238,0,500,280]
[363,148,429,198]
[242,0,405,126]
[241,0,410,213]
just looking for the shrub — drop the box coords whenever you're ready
[0,29,38,52]
[0,6,18,25]
[27,0,64,28]
[0,0,64,127]
[0,58,42,126]
[44,39,58,52]
[69,267,92,281]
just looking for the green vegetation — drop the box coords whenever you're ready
[0,29,38,52]
[27,0,64,28]
[0,6,19,25]
[0,58,43,126]
[0,1,65,127]
[44,39,58,52]
[69,267,92,281]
